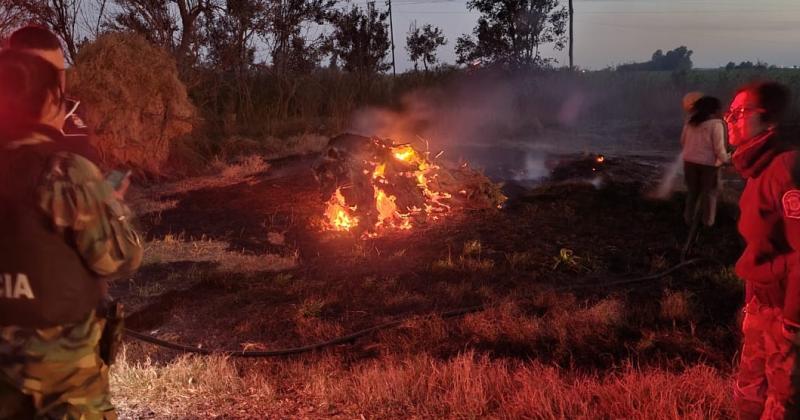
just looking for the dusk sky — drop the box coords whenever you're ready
[363,0,800,71]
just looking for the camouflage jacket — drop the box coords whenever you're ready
[0,127,141,417]
[36,147,143,278]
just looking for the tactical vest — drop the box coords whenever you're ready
[0,130,101,328]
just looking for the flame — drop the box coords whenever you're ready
[322,139,452,235]
[375,188,397,223]
[596,155,605,163]
[324,188,358,231]
[373,163,386,179]
[393,146,417,163]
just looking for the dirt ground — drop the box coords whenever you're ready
[115,145,746,418]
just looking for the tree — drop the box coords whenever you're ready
[9,0,84,63]
[455,0,568,69]
[0,4,30,40]
[405,22,446,71]
[263,0,333,119]
[617,46,693,72]
[110,0,209,67]
[327,4,391,74]
[725,60,771,70]
[265,0,332,77]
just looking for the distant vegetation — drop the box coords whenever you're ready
[616,46,694,72]
[1,3,799,176]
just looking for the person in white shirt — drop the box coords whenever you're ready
[681,95,730,227]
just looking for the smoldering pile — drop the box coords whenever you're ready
[313,134,506,235]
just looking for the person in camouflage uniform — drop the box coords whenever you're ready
[0,50,142,419]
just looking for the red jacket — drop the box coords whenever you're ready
[734,132,800,322]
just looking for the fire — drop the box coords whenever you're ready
[324,188,358,231]
[393,146,417,162]
[321,139,451,234]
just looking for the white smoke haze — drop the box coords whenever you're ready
[514,153,549,181]
[346,71,685,182]
[349,77,530,149]
[648,152,684,200]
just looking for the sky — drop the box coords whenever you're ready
[361,0,800,72]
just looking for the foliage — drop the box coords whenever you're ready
[455,0,568,69]
[326,4,391,74]
[110,0,208,68]
[0,3,30,41]
[406,22,446,72]
[69,32,195,174]
[725,60,774,71]
[8,0,83,62]
[617,46,693,72]
[265,0,332,76]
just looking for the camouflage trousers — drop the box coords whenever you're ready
[0,311,116,419]
[734,298,800,420]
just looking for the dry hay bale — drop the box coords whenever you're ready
[69,32,195,174]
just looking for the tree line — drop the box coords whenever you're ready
[0,0,570,74]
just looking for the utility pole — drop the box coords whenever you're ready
[569,0,574,70]
[387,0,396,76]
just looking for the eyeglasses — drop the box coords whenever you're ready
[724,106,764,123]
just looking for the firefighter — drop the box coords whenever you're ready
[7,25,100,164]
[729,81,800,419]
[0,50,142,418]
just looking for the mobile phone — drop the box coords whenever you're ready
[106,170,132,190]
[64,98,80,120]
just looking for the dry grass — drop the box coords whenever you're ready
[660,290,694,322]
[130,154,270,217]
[432,242,496,272]
[308,352,732,419]
[144,234,297,273]
[112,350,731,419]
[111,349,273,419]
[71,33,194,174]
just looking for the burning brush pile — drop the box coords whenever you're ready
[313,134,506,236]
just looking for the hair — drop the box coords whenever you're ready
[8,25,63,51]
[688,96,721,126]
[0,50,62,127]
[736,81,791,125]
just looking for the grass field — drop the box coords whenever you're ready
[113,150,747,418]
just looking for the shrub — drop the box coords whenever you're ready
[69,32,195,174]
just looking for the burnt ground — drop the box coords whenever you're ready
[117,152,746,417]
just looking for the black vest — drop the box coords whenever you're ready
[0,127,101,328]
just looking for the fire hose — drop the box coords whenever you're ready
[123,257,723,358]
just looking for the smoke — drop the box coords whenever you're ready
[648,152,684,200]
[345,70,686,182]
[348,75,534,149]
[514,152,549,181]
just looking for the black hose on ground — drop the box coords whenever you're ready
[123,257,723,358]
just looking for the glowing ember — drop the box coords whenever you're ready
[324,188,358,231]
[393,146,416,162]
[322,139,449,233]
[316,134,506,237]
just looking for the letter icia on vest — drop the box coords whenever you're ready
[0,273,35,299]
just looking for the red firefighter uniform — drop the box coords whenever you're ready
[733,131,800,419]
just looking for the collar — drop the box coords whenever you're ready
[0,124,63,150]
[732,129,789,178]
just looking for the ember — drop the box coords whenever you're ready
[314,134,505,235]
